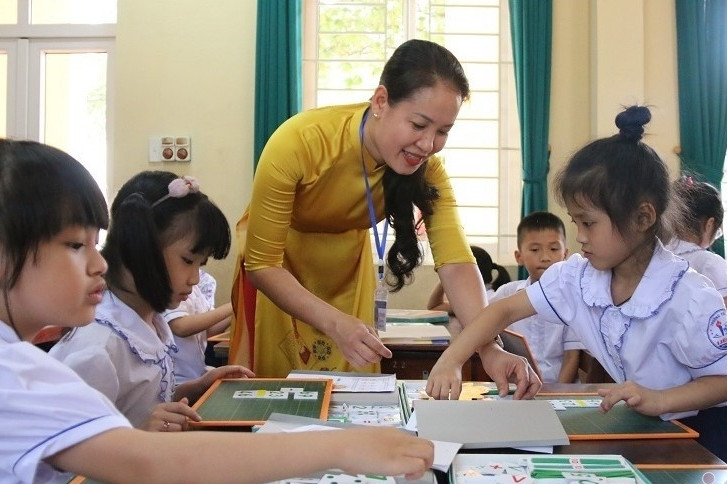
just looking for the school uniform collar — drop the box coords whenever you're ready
[94,290,178,361]
[0,320,20,344]
[580,239,689,318]
[351,103,387,174]
[666,238,705,257]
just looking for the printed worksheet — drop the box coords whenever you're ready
[287,371,397,392]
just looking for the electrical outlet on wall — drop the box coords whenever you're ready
[148,136,191,162]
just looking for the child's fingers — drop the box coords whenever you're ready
[168,400,201,421]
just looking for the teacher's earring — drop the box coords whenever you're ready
[373,112,379,119]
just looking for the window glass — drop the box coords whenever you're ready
[304,0,521,264]
[31,0,116,24]
[0,52,6,136]
[0,0,17,24]
[43,52,108,196]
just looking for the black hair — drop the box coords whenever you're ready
[102,171,230,312]
[0,138,108,291]
[517,211,567,248]
[470,245,511,291]
[381,39,470,291]
[673,176,723,241]
[554,105,675,241]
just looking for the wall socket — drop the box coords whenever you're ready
[149,136,191,162]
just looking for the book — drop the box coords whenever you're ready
[378,323,451,343]
[386,309,450,324]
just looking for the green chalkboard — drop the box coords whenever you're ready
[536,396,698,440]
[190,378,333,427]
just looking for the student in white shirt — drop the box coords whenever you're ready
[426,106,727,461]
[0,138,433,484]
[666,176,727,306]
[162,269,232,383]
[427,245,511,312]
[51,170,253,430]
[491,211,582,383]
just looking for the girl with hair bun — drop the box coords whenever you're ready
[426,105,727,461]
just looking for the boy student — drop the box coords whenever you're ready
[491,211,583,383]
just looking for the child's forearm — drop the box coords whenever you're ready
[427,283,450,312]
[169,303,233,337]
[662,375,727,414]
[557,350,581,383]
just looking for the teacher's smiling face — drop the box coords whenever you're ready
[366,80,463,176]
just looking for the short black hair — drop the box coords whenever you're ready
[517,211,566,249]
[0,138,108,289]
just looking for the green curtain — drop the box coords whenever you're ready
[509,0,553,279]
[675,0,727,256]
[254,0,302,172]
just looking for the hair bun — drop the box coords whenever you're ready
[615,105,651,142]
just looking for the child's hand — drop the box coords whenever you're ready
[598,381,666,416]
[141,398,200,432]
[337,427,434,480]
[478,344,541,400]
[425,354,463,399]
[201,365,255,387]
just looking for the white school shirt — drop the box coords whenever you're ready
[526,241,727,420]
[162,284,211,383]
[492,278,583,383]
[197,269,217,308]
[50,291,177,427]
[0,321,130,484]
[665,238,727,297]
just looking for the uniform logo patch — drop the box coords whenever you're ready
[707,309,727,350]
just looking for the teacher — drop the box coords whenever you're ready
[230,39,540,396]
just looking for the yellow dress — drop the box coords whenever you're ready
[230,103,474,377]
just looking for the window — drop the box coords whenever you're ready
[303,0,521,265]
[0,0,115,199]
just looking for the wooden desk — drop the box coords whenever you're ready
[416,382,726,484]
[210,321,612,384]
[380,317,496,380]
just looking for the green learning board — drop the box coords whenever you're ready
[536,396,698,440]
[191,378,332,427]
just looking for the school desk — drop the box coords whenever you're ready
[402,380,725,470]
[523,383,725,469]
[209,313,584,382]
[206,323,485,380]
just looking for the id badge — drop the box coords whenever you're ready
[374,279,388,332]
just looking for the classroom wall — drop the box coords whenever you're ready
[113,0,680,308]
[114,0,256,304]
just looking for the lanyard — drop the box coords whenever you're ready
[359,109,388,280]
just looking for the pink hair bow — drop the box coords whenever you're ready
[152,176,200,207]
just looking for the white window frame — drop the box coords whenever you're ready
[0,1,115,196]
[301,0,521,266]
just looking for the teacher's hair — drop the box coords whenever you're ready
[382,39,470,291]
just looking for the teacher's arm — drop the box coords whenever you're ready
[247,267,392,368]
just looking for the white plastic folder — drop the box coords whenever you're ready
[414,399,569,449]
